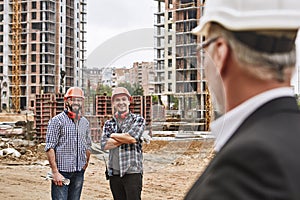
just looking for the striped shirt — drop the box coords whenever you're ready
[101,112,145,177]
[45,111,91,172]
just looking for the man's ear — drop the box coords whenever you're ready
[212,38,231,77]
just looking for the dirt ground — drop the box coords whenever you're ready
[0,139,214,200]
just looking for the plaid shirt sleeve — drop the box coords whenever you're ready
[127,114,145,141]
[45,117,61,152]
[101,119,115,150]
[85,119,92,151]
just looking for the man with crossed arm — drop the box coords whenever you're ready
[101,87,145,200]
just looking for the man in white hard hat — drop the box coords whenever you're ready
[101,87,145,200]
[185,0,300,199]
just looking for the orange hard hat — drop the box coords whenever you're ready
[64,87,85,100]
[111,87,131,101]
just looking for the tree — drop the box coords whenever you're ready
[132,83,144,96]
[170,95,179,109]
[152,95,159,104]
[118,82,134,94]
[96,83,112,96]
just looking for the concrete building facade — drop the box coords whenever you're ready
[154,0,208,120]
[0,0,87,112]
[132,62,155,95]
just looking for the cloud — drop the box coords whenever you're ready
[87,28,154,68]
[87,0,154,56]
[88,0,154,29]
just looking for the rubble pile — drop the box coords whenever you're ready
[0,137,48,165]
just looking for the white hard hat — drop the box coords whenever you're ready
[193,0,300,36]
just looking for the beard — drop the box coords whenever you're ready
[66,102,82,114]
[71,104,81,113]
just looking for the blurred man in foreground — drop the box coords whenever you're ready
[185,0,300,199]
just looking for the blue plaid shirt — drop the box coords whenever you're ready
[45,111,91,172]
[101,112,145,177]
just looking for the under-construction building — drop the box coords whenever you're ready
[154,0,210,129]
[0,0,87,112]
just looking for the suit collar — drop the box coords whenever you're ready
[211,87,295,152]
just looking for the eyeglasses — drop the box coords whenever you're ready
[197,36,220,52]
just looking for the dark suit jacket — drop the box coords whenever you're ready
[185,97,300,200]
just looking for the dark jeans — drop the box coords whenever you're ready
[51,169,85,200]
[109,173,143,200]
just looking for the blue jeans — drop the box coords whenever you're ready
[51,169,85,200]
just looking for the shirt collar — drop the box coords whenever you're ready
[211,87,295,152]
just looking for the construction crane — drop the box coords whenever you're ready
[11,0,21,113]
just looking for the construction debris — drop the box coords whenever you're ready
[0,147,21,157]
[0,137,47,165]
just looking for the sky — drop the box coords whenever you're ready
[87,0,155,68]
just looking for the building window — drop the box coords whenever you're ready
[32,12,36,19]
[168,59,172,67]
[168,83,172,92]
[31,76,36,83]
[31,86,36,93]
[31,100,34,107]
[168,35,172,44]
[168,47,172,56]
[168,71,172,79]
[32,33,36,40]
[31,55,36,62]
[31,44,36,51]
[168,12,172,20]
[31,65,36,72]
[32,2,36,9]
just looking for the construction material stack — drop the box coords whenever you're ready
[35,94,64,140]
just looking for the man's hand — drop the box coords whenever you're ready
[83,163,88,170]
[52,171,65,186]
[83,150,91,170]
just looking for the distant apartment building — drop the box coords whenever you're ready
[154,0,208,119]
[0,0,87,111]
[82,67,103,91]
[131,62,155,95]
[113,67,127,85]
[112,62,155,95]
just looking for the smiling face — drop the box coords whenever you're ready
[112,94,130,114]
[66,97,83,113]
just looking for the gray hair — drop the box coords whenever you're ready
[207,23,297,82]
